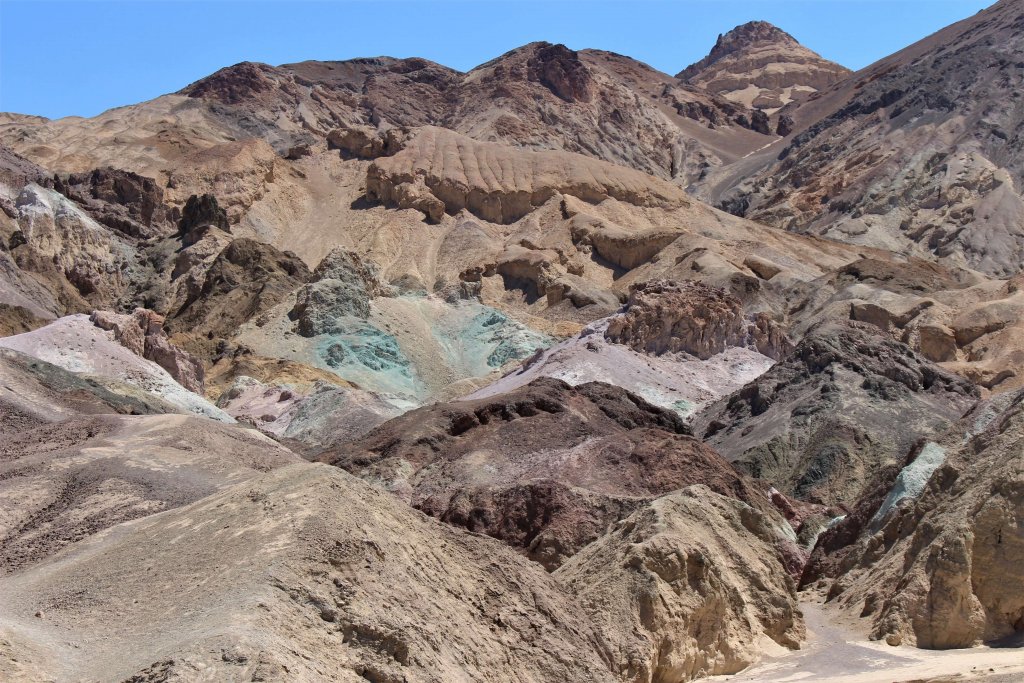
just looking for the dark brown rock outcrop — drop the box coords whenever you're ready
[53,168,172,239]
[322,377,782,570]
[170,238,309,353]
[178,193,230,247]
[526,43,596,103]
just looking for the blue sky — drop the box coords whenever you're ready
[0,0,991,119]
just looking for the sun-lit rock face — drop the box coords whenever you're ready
[365,126,689,224]
[678,21,850,115]
[804,388,1024,649]
[713,0,1024,278]
[605,279,792,360]
[8,6,1024,679]
[557,485,804,681]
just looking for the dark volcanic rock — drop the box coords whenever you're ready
[527,43,596,103]
[693,321,977,507]
[181,61,281,106]
[178,193,230,246]
[170,238,309,352]
[53,168,172,239]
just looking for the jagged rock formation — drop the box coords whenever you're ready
[678,21,850,114]
[694,322,978,506]
[177,192,229,246]
[169,237,310,356]
[804,389,1024,649]
[52,167,173,239]
[715,0,1024,276]
[366,126,689,224]
[291,247,392,336]
[90,307,205,393]
[775,254,1024,392]
[8,184,138,309]
[605,279,791,360]
[5,9,1024,676]
[323,377,787,570]
[558,486,804,680]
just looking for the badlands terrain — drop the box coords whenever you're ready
[1,1,1024,681]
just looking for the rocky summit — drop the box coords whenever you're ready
[1,2,1024,681]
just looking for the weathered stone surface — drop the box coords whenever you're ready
[326,124,407,160]
[53,168,172,239]
[178,193,230,247]
[366,126,689,224]
[716,1,1024,277]
[807,389,1024,649]
[557,485,804,680]
[290,248,391,337]
[90,308,206,393]
[694,321,978,507]
[0,461,618,682]
[605,279,791,360]
[170,238,309,356]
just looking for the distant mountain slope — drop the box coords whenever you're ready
[712,0,1024,276]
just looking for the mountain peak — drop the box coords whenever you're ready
[713,21,800,54]
[677,20,850,113]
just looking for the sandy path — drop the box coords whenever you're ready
[701,599,1024,683]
